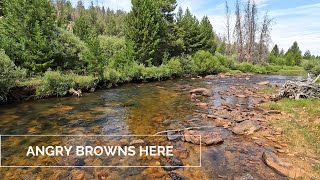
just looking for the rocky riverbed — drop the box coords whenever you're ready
[0,73,316,179]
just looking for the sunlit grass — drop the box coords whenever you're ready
[262,99,320,160]
[273,66,306,76]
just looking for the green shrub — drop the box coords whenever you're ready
[311,65,320,75]
[36,70,97,98]
[215,52,236,69]
[178,55,198,74]
[73,75,98,90]
[235,62,255,73]
[167,58,183,76]
[0,49,26,101]
[193,50,221,74]
[54,28,93,71]
[103,68,122,84]
[36,70,73,97]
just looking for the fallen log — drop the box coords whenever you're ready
[273,74,320,101]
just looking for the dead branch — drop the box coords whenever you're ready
[273,74,320,100]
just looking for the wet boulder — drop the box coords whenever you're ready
[258,81,270,86]
[130,139,145,146]
[262,151,307,179]
[189,88,212,97]
[167,131,183,141]
[183,130,224,146]
[161,157,183,171]
[232,120,261,135]
[204,75,215,80]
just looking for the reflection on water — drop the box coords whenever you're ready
[0,75,302,179]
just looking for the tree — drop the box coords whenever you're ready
[0,49,26,102]
[285,41,302,66]
[271,44,280,57]
[243,0,258,63]
[234,0,244,61]
[0,0,59,73]
[225,1,232,55]
[125,0,163,66]
[176,8,204,55]
[158,0,177,61]
[200,16,217,54]
[303,50,312,60]
[257,12,272,63]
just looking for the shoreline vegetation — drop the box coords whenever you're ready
[0,0,319,104]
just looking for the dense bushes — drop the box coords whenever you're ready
[0,50,26,101]
[54,29,93,72]
[36,70,98,98]
[302,59,320,75]
[193,50,223,74]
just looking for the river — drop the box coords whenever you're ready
[0,75,303,179]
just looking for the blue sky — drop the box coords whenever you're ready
[71,0,320,55]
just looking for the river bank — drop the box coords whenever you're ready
[2,65,305,104]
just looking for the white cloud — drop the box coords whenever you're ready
[269,3,320,55]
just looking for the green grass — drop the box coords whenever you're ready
[261,86,278,95]
[262,99,320,157]
[272,66,306,76]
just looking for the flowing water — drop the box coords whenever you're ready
[0,75,303,179]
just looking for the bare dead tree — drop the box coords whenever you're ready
[243,0,258,63]
[225,1,232,55]
[234,0,244,61]
[258,12,272,63]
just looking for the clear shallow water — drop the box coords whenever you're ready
[0,75,303,179]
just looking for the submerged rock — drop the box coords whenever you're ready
[262,151,306,179]
[189,88,212,97]
[167,131,183,141]
[130,139,145,146]
[168,172,186,180]
[232,120,261,135]
[161,157,183,171]
[258,81,270,85]
[183,130,223,146]
[204,75,215,80]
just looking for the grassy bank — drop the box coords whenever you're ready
[261,99,320,173]
[2,51,306,103]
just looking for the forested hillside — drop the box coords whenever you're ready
[0,0,319,102]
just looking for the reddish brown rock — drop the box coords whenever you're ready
[189,88,212,97]
[130,139,145,146]
[232,120,261,135]
[262,151,307,179]
[183,130,223,146]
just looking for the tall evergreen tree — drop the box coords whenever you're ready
[158,0,177,60]
[271,44,279,56]
[176,8,203,55]
[285,41,302,66]
[0,0,59,73]
[303,50,312,60]
[125,0,163,66]
[200,16,217,54]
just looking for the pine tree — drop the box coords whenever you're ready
[200,16,217,54]
[271,44,279,56]
[158,0,177,60]
[0,0,59,73]
[125,0,163,66]
[176,8,203,55]
[303,50,312,60]
[285,41,302,66]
